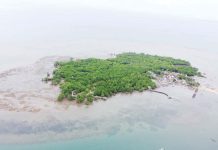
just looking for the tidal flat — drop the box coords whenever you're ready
[0,49,218,150]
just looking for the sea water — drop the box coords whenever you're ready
[1,8,218,150]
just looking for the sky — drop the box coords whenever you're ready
[1,0,218,21]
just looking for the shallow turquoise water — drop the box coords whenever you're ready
[0,133,159,150]
[0,132,196,150]
[1,127,217,150]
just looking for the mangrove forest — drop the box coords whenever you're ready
[47,52,201,104]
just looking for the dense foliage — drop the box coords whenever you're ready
[50,53,200,104]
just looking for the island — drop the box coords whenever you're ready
[44,52,201,104]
